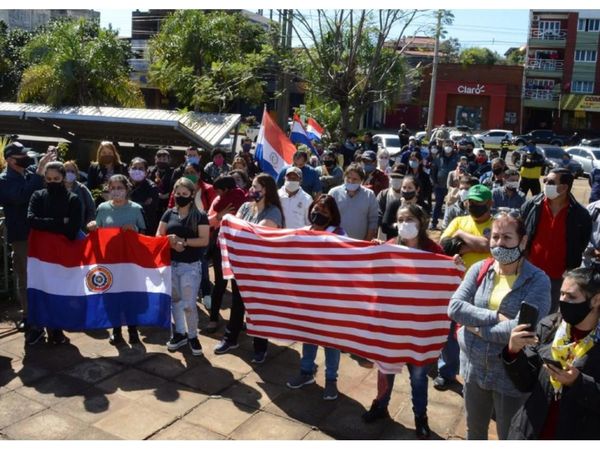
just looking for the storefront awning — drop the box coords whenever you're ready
[0,102,241,149]
[559,94,600,113]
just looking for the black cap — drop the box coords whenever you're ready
[4,141,35,158]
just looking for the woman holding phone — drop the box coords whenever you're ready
[448,210,551,439]
[503,267,600,439]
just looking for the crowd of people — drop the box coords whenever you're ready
[1,123,599,440]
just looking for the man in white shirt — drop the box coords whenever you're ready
[278,166,312,229]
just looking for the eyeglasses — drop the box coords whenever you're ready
[493,208,521,220]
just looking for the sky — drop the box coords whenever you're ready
[99,9,531,56]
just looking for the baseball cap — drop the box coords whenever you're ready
[4,141,36,158]
[361,150,377,162]
[467,184,492,202]
[285,166,302,178]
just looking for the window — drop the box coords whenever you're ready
[578,18,600,32]
[575,50,597,62]
[572,80,595,93]
[540,20,560,34]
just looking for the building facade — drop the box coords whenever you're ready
[0,10,99,31]
[523,9,600,133]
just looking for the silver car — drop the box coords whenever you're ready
[566,146,600,176]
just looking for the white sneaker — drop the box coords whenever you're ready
[202,295,212,310]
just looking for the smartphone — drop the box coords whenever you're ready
[541,357,563,370]
[517,302,539,332]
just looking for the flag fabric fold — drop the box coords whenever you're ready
[289,115,318,157]
[27,228,172,330]
[218,215,463,368]
[255,109,297,178]
[306,117,324,141]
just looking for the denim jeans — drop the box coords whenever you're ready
[463,380,525,440]
[432,186,448,226]
[300,344,340,381]
[438,321,459,380]
[171,260,202,338]
[200,250,212,298]
[376,363,431,416]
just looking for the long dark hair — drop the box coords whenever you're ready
[173,177,203,234]
[254,173,285,228]
[308,194,341,227]
[397,203,430,249]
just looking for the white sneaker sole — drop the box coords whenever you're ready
[286,378,315,389]
[167,339,188,351]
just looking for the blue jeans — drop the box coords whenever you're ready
[171,260,202,338]
[300,344,340,381]
[376,363,431,416]
[438,321,459,380]
[432,186,448,226]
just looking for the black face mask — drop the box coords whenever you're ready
[156,162,169,170]
[560,298,592,326]
[310,211,330,227]
[46,182,65,194]
[175,196,193,207]
[401,191,417,200]
[468,203,488,218]
[15,157,34,168]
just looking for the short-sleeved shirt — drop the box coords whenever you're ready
[161,208,209,263]
[96,200,146,232]
[238,202,283,228]
[528,198,568,279]
[441,215,493,269]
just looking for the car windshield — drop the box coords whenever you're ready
[384,137,401,147]
[543,147,565,159]
[593,150,600,159]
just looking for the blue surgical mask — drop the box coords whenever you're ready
[409,160,419,169]
[363,163,375,173]
[345,182,360,192]
[187,156,200,165]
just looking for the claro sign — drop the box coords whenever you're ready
[457,84,486,95]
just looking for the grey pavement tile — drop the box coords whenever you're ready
[137,382,209,416]
[95,367,168,400]
[317,396,388,440]
[62,357,124,384]
[220,372,286,410]
[2,409,89,440]
[302,429,335,440]
[230,411,311,440]
[0,391,46,429]
[174,363,245,395]
[14,373,91,407]
[263,386,337,427]
[0,357,50,393]
[94,343,155,366]
[393,399,461,440]
[50,387,134,425]
[93,402,174,439]
[151,420,226,440]
[182,397,256,436]
[136,352,199,379]
[68,425,121,440]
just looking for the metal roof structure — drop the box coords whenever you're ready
[0,102,241,149]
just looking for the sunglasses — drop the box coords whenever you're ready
[493,208,521,220]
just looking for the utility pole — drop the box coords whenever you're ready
[276,9,293,132]
[426,10,442,137]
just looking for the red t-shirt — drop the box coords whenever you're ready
[528,198,568,279]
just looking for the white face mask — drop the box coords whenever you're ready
[129,169,146,182]
[505,181,520,190]
[398,221,419,240]
[65,172,77,183]
[378,158,389,168]
[444,146,453,154]
[430,147,439,155]
[544,184,560,200]
[284,180,300,192]
[459,189,469,202]
[390,178,403,191]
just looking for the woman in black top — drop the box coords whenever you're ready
[86,141,128,192]
[157,177,209,356]
[27,161,83,345]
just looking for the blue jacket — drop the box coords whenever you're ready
[0,166,44,243]
[431,153,459,187]
[448,258,551,397]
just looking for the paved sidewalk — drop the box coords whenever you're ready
[0,298,476,440]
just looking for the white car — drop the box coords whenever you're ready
[372,134,402,157]
[473,129,513,146]
[566,146,600,176]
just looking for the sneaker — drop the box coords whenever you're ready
[414,414,431,439]
[166,333,188,351]
[251,351,267,364]
[188,337,203,356]
[48,329,69,345]
[362,400,390,423]
[202,295,212,310]
[129,329,141,345]
[25,327,45,346]
[323,380,338,400]
[433,376,454,391]
[109,332,125,346]
[214,340,239,355]
[286,373,315,389]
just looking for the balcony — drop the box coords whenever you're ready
[529,29,567,48]
[523,89,559,109]
[525,58,564,78]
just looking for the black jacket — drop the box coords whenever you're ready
[502,313,600,439]
[521,193,592,272]
[86,162,128,192]
[28,187,83,241]
[130,178,159,235]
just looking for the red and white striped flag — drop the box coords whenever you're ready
[219,215,463,368]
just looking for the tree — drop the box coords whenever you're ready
[0,21,33,101]
[291,10,422,136]
[439,37,460,63]
[459,47,500,65]
[148,10,273,112]
[505,47,526,66]
[18,18,143,107]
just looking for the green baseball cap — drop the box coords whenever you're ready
[467,184,492,202]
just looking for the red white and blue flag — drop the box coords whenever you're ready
[289,115,318,157]
[306,117,324,142]
[254,109,297,178]
[27,229,172,330]
[218,215,463,368]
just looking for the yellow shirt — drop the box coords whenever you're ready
[520,165,542,180]
[441,215,493,270]
[489,273,517,311]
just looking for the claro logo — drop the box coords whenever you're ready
[457,84,486,95]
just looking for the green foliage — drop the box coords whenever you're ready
[505,48,526,65]
[0,21,34,101]
[440,38,460,63]
[17,18,144,107]
[148,10,272,112]
[459,47,501,65]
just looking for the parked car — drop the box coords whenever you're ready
[372,134,402,157]
[511,129,574,147]
[414,131,427,142]
[581,138,600,148]
[566,146,600,176]
[513,144,583,177]
[473,129,514,146]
